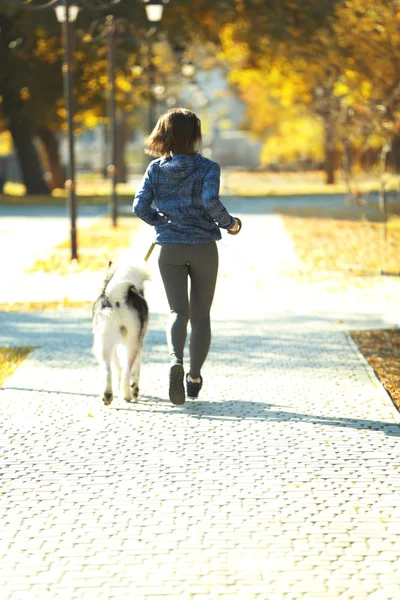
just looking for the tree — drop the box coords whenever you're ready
[0,7,50,194]
[0,1,150,192]
[218,17,343,180]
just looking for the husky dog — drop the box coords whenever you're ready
[92,261,149,405]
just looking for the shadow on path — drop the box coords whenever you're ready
[2,386,398,436]
[1,386,98,398]
[116,395,400,437]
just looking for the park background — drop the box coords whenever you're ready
[2,0,400,197]
[1,0,400,409]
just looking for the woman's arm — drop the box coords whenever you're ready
[133,164,168,226]
[201,163,236,229]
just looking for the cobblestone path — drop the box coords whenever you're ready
[1,206,400,600]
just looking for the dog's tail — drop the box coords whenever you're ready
[104,262,150,300]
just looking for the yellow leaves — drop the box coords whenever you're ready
[219,22,251,67]
[360,80,372,100]
[115,75,132,93]
[0,301,93,312]
[229,67,260,90]
[20,87,30,101]
[0,132,12,154]
[344,69,357,81]
[282,211,400,277]
[27,217,140,276]
[57,108,67,119]
[333,78,371,104]
[261,114,324,165]
[334,81,350,98]
[220,0,400,164]
[0,347,34,388]
[34,36,61,64]
[75,51,86,63]
[82,112,99,129]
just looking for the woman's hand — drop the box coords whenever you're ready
[227,217,242,236]
[229,218,240,233]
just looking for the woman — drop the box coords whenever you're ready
[133,108,240,406]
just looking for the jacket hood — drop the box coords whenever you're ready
[159,153,203,181]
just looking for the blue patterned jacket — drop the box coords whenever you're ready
[133,153,235,244]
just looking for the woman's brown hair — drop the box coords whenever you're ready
[144,108,202,157]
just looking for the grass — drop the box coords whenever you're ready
[223,169,400,196]
[0,347,34,388]
[0,192,135,206]
[3,170,400,202]
[26,216,140,275]
[1,178,137,204]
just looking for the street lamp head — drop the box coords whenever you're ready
[54,2,80,23]
[181,62,196,78]
[144,0,165,23]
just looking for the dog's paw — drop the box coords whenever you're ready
[124,395,137,403]
[130,382,140,400]
[103,392,113,406]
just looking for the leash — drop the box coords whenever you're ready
[144,242,156,262]
[144,217,242,261]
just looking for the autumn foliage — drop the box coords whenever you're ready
[218,0,400,180]
[2,0,400,188]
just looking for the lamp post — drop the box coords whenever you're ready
[143,1,166,136]
[10,0,122,259]
[54,0,79,259]
[10,0,169,246]
[78,16,120,227]
[106,16,118,227]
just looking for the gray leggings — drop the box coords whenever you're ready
[158,242,218,379]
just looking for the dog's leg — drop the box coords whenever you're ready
[101,352,113,406]
[122,347,138,403]
[112,348,122,391]
[131,342,143,400]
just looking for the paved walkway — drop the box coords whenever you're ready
[1,200,400,599]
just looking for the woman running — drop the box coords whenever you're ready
[133,108,240,406]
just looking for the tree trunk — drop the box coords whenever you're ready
[115,114,127,184]
[36,127,65,190]
[379,141,390,213]
[343,139,352,195]
[379,140,391,275]
[0,15,49,195]
[7,112,50,195]
[323,115,336,185]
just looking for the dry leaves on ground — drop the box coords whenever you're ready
[26,217,140,275]
[281,210,400,277]
[0,301,93,312]
[351,330,400,412]
[223,170,399,196]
